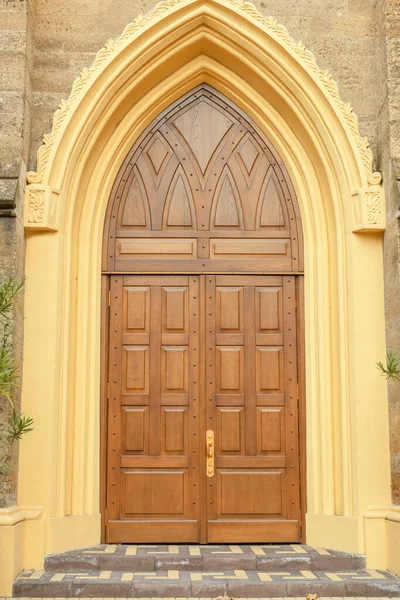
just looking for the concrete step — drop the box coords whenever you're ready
[43,544,366,572]
[13,567,400,597]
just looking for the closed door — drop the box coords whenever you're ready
[105,274,301,542]
[106,275,201,542]
[205,275,300,542]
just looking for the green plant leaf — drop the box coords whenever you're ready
[0,343,18,406]
[376,350,400,383]
[7,410,34,442]
[0,278,24,322]
[0,278,33,443]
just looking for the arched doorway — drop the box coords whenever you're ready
[102,84,304,542]
[14,0,390,583]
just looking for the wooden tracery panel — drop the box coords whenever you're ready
[104,84,303,274]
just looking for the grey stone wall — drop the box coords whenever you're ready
[0,0,399,507]
[0,0,34,507]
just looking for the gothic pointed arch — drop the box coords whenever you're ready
[17,0,390,574]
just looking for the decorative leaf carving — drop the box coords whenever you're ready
[366,191,382,224]
[28,190,44,223]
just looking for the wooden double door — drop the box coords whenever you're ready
[105,273,302,543]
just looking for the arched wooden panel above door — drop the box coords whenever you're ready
[104,85,303,273]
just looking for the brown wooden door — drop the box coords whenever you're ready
[105,273,301,542]
[205,275,301,542]
[106,275,201,542]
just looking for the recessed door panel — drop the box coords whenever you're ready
[216,407,245,454]
[161,407,188,454]
[217,469,285,516]
[257,407,285,454]
[121,469,188,517]
[121,407,149,453]
[122,347,149,394]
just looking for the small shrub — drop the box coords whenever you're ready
[0,279,33,444]
[377,350,400,384]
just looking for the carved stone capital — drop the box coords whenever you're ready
[24,184,59,231]
[352,186,385,233]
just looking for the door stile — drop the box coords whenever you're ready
[198,274,208,542]
[101,275,111,542]
[107,276,124,522]
[283,276,301,526]
[205,275,217,526]
[296,274,306,541]
[188,276,201,532]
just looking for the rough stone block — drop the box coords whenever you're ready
[0,11,28,30]
[0,30,26,53]
[348,0,375,18]
[0,178,17,204]
[0,0,27,12]
[389,409,400,453]
[0,137,22,178]
[34,0,109,16]
[253,0,298,18]
[0,52,26,91]
[0,111,24,137]
[298,0,347,17]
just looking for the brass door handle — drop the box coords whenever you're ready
[206,430,214,477]
[207,441,213,458]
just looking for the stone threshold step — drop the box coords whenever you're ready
[44,545,366,573]
[13,569,400,598]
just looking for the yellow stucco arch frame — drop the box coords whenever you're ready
[1,0,397,592]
